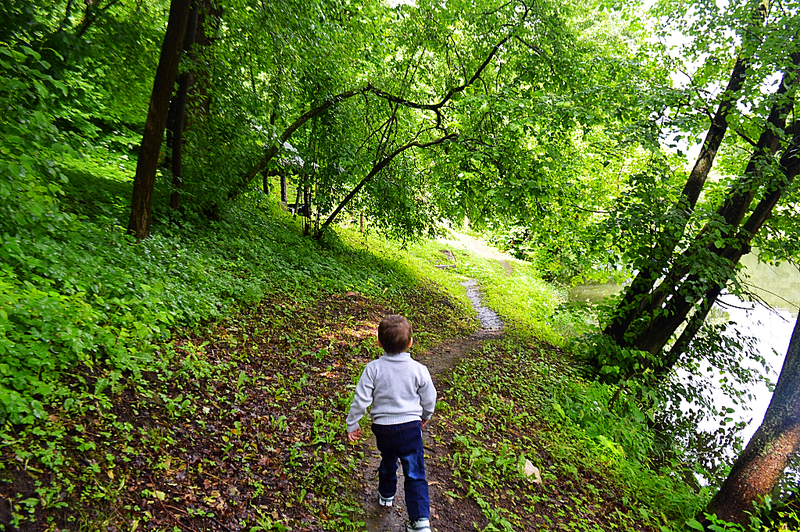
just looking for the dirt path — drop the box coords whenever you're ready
[356,282,504,532]
[498,259,514,276]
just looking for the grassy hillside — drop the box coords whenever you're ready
[0,152,705,530]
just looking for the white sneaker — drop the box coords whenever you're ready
[378,493,394,507]
[407,518,431,531]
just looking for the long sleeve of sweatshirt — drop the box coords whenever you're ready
[346,352,436,433]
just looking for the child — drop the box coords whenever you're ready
[346,314,436,532]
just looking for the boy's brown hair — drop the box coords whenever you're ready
[378,315,412,354]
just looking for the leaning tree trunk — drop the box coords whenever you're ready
[702,312,800,525]
[601,48,799,367]
[127,0,192,239]
[631,117,800,357]
[630,57,797,337]
[603,0,770,345]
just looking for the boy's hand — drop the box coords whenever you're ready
[347,427,362,442]
[422,419,430,428]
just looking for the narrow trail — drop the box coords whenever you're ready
[356,280,505,532]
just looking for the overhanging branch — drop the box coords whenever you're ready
[316,132,459,238]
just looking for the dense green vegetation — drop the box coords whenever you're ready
[0,148,703,529]
[2,0,800,529]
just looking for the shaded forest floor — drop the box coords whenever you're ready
[3,278,662,531]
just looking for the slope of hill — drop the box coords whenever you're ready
[1,155,702,531]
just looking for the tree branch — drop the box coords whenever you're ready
[316,132,459,239]
[363,7,528,113]
[233,87,365,199]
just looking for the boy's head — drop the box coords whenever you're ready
[377,315,412,354]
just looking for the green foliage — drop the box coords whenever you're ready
[438,337,703,531]
[4,0,798,529]
[0,156,476,528]
[576,332,663,383]
[690,493,800,532]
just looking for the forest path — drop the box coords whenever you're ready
[356,281,504,532]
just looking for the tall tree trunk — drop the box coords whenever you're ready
[168,1,199,211]
[187,1,221,121]
[127,0,192,239]
[702,312,800,525]
[604,0,770,344]
[601,47,799,365]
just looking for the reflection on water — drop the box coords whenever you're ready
[567,282,622,303]
[704,296,795,436]
[702,284,797,447]
[739,253,800,313]
[568,253,800,450]
[567,252,800,312]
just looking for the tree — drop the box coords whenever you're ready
[596,0,800,371]
[603,0,770,346]
[227,0,647,244]
[702,310,800,526]
[621,52,799,363]
[165,1,199,211]
[127,0,192,239]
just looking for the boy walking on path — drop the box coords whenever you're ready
[346,315,436,532]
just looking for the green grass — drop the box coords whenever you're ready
[436,336,704,532]
[0,150,477,529]
[1,148,709,530]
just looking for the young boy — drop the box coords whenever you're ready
[346,314,436,532]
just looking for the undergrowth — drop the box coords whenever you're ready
[0,145,476,529]
[436,335,704,532]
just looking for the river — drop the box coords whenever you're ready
[568,253,800,446]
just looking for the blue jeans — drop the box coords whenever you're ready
[372,421,430,521]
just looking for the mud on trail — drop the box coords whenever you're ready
[355,281,504,532]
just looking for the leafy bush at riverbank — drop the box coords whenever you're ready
[437,336,703,531]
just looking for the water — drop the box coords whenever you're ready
[568,255,800,446]
[697,255,799,444]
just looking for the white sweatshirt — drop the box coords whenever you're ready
[346,352,436,433]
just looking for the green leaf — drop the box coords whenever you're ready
[686,518,704,530]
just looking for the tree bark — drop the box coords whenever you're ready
[168,1,199,211]
[702,312,800,525]
[127,0,192,239]
[604,0,770,344]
